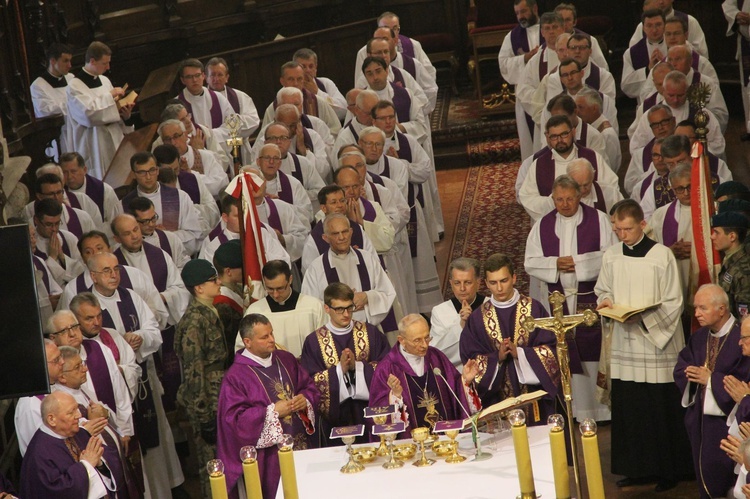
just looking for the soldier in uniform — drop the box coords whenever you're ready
[711,212,750,320]
[174,258,229,498]
[212,239,246,351]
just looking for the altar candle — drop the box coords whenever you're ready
[580,419,605,499]
[278,437,299,499]
[548,415,570,499]
[509,409,536,497]
[209,473,229,499]
[243,459,263,498]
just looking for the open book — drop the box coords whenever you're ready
[117,90,138,108]
[597,303,660,322]
[465,390,547,427]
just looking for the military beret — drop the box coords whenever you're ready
[214,239,243,269]
[711,211,750,229]
[181,259,217,287]
[718,199,750,214]
[715,181,750,199]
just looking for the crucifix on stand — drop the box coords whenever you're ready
[522,290,599,499]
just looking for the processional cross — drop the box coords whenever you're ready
[522,290,599,499]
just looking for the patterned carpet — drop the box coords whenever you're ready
[445,136,531,299]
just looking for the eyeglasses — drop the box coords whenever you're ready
[63,360,87,373]
[266,135,290,142]
[92,265,123,277]
[182,72,203,80]
[374,114,396,122]
[568,44,590,51]
[329,304,356,314]
[369,50,390,57]
[559,69,580,79]
[203,275,220,285]
[741,335,750,342]
[134,167,159,177]
[406,336,432,346]
[361,141,384,149]
[40,220,62,229]
[547,130,572,142]
[649,118,674,129]
[40,189,65,198]
[52,324,81,337]
[259,155,282,162]
[47,355,64,365]
[672,184,691,194]
[162,132,184,143]
[136,213,159,225]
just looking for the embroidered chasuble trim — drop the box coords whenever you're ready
[313,371,331,416]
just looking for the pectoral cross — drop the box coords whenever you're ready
[143,409,156,422]
[417,392,440,429]
[521,290,598,499]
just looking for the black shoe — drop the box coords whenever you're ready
[438,231,445,240]
[741,133,750,142]
[654,479,678,492]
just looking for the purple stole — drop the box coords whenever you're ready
[391,66,406,88]
[640,172,675,208]
[381,156,418,257]
[264,197,283,233]
[322,249,398,332]
[629,37,650,70]
[367,180,381,203]
[584,63,601,90]
[35,234,72,260]
[395,132,425,209]
[642,92,658,113]
[535,146,599,196]
[389,82,411,123]
[360,197,376,222]
[114,243,168,292]
[691,50,700,71]
[346,122,360,142]
[225,86,240,113]
[691,70,701,87]
[100,288,160,449]
[510,25,531,54]
[314,78,327,93]
[85,175,106,218]
[64,204,83,238]
[298,115,315,152]
[661,201,680,247]
[302,89,319,117]
[708,154,721,190]
[641,138,656,174]
[32,256,51,293]
[76,265,133,294]
[208,223,229,244]
[154,229,173,257]
[178,88,223,129]
[400,54,417,79]
[539,204,601,365]
[287,154,304,185]
[398,34,415,58]
[592,183,607,213]
[578,121,589,148]
[81,339,117,413]
[538,47,549,80]
[177,170,201,204]
[311,221,365,254]
[275,171,295,205]
[67,191,82,210]
[122,186,180,231]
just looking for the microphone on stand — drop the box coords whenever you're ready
[433,367,493,461]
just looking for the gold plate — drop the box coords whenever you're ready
[393,443,417,459]
[352,447,377,463]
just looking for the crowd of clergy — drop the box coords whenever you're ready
[10,1,750,498]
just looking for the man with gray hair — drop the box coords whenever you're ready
[525,174,615,421]
[675,284,750,497]
[567,157,622,214]
[624,103,675,195]
[205,56,260,134]
[302,213,397,329]
[331,90,379,164]
[430,258,486,368]
[574,88,621,170]
[661,133,732,187]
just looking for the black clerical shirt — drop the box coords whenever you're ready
[622,235,656,258]
[265,289,300,312]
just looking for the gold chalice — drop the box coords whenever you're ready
[411,427,436,467]
[373,415,389,456]
[382,432,404,470]
[340,435,365,474]
[444,429,466,463]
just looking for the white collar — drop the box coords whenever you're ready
[326,322,353,335]
[490,288,520,309]
[710,315,736,337]
[242,349,273,367]
[399,344,425,376]
[40,424,66,440]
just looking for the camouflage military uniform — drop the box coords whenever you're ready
[174,297,228,498]
[719,247,750,320]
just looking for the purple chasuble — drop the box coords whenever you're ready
[216,350,319,499]
[369,345,470,436]
[100,289,161,449]
[178,89,223,129]
[539,204,602,365]
[674,322,750,498]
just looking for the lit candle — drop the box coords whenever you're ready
[548,414,570,499]
[277,434,299,499]
[206,459,229,499]
[580,419,605,499]
[509,409,536,498]
[241,446,263,498]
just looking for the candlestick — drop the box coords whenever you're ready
[509,409,536,499]
[207,459,229,499]
[580,419,605,499]
[548,414,570,499]
[240,446,263,499]
[277,434,299,499]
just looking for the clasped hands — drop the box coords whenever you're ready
[275,394,308,418]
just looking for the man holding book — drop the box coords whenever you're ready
[595,199,691,492]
